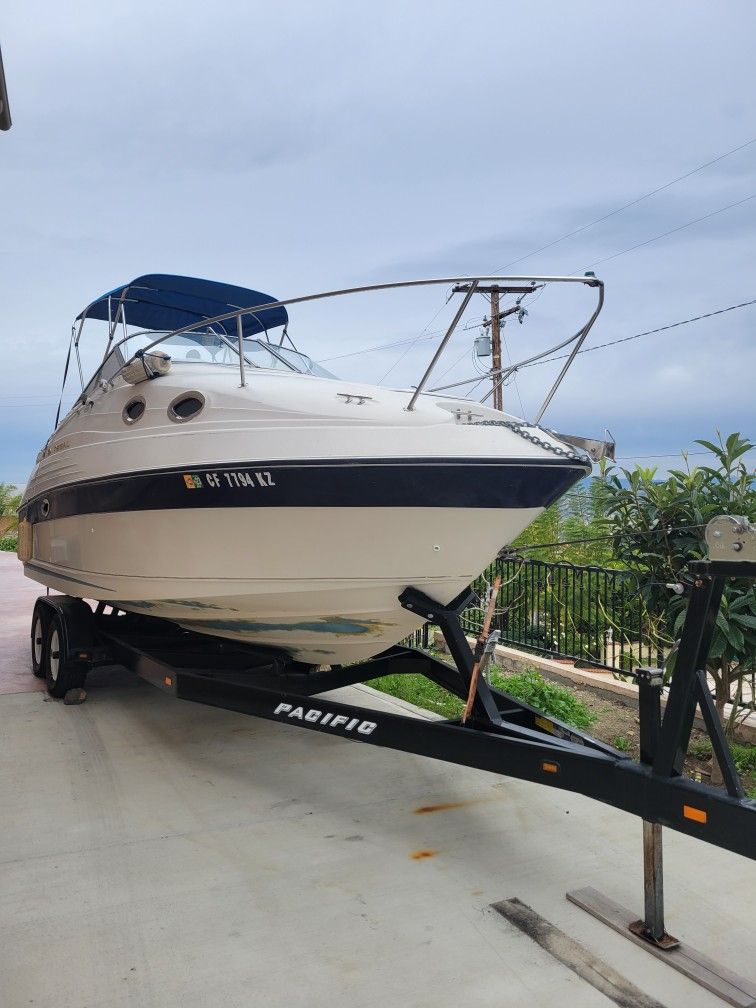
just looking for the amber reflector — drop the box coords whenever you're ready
[683,805,707,824]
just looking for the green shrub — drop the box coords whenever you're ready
[370,665,596,730]
[732,743,756,777]
[685,738,756,777]
[689,739,713,760]
[0,534,18,552]
[490,667,596,729]
[613,735,632,752]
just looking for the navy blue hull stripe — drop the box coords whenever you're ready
[24,561,110,591]
[21,457,588,523]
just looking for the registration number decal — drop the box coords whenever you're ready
[182,470,276,490]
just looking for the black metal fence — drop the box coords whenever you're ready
[458,556,669,673]
[403,624,431,652]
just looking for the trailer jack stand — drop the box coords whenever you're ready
[567,542,756,1007]
[628,821,679,949]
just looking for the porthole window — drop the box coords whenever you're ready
[122,397,146,424]
[40,498,50,517]
[168,392,205,423]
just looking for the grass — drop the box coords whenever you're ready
[612,735,633,752]
[689,737,756,777]
[370,662,595,730]
[489,667,596,729]
[0,534,18,552]
[368,672,465,719]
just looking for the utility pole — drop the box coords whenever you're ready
[454,283,536,412]
[485,290,533,411]
[0,46,11,131]
[488,289,503,411]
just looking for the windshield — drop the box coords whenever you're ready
[75,325,340,408]
[101,331,337,377]
[124,330,264,367]
[260,344,337,379]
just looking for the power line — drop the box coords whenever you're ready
[376,292,456,384]
[523,296,756,368]
[318,315,488,364]
[420,203,756,388]
[493,135,756,272]
[582,193,756,271]
[507,523,708,553]
[333,204,754,379]
[321,135,756,377]
[434,344,473,383]
[616,450,754,460]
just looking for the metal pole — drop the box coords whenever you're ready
[642,821,665,942]
[489,289,503,410]
[407,281,479,411]
[632,666,677,948]
[0,45,12,131]
[534,281,604,424]
[237,314,247,388]
[84,274,602,406]
[638,664,665,944]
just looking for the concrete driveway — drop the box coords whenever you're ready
[1,552,755,1008]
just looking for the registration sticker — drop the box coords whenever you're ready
[183,470,276,491]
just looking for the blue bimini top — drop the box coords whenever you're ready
[77,273,288,338]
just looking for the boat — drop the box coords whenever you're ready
[18,273,611,665]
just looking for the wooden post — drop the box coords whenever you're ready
[490,288,503,411]
[462,575,501,724]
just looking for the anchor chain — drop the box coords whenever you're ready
[470,419,590,464]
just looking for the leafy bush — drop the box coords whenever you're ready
[684,738,756,777]
[0,534,18,552]
[600,431,755,737]
[0,483,22,532]
[733,744,756,777]
[511,478,616,567]
[489,667,595,729]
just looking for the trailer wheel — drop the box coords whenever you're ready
[31,605,47,678]
[44,613,87,698]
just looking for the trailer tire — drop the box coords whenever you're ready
[31,604,47,678]
[44,613,87,698]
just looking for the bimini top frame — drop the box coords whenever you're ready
[67,272,603,424]
[76,274,290,340]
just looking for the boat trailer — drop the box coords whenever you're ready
[30,517,756,1003]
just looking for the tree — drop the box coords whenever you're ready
[0,482,22,531]
[495,481,630,665]
[511,478,617,567]
[599,432,756,737]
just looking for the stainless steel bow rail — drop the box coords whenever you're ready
[28,516,756,1003]
[71,273,603,423]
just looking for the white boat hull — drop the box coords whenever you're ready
[21,363,590,665]
[24,504,541,663]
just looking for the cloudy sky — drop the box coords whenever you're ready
[2,0,755,485]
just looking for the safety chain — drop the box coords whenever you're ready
[470,419,590,464]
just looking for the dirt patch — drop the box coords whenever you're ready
[566,681,756,794]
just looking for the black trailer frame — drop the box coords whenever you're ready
[30,551,756,984]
